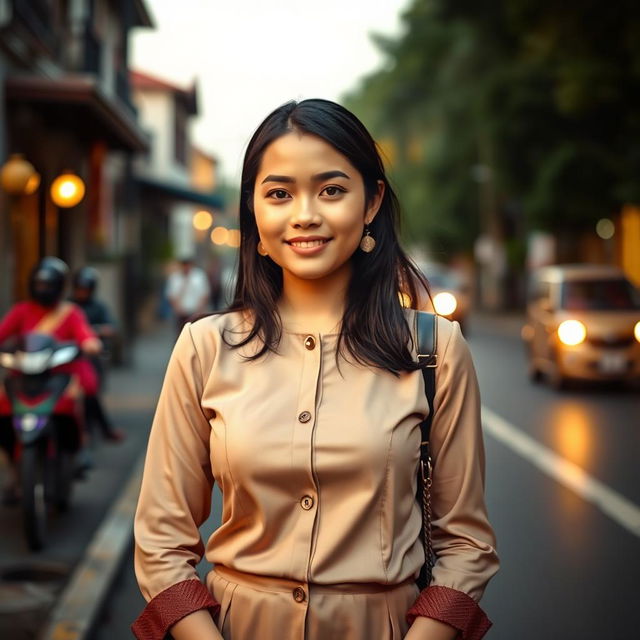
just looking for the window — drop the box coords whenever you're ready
[174,102,187,166]
[561,279,640,311]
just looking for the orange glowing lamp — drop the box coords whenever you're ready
[50,172,85,207]
[0,154,41,195]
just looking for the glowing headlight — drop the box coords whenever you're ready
[18,349,53,374]
[433,292,458,316]
[635,321,640,343]
[558,320,586,346]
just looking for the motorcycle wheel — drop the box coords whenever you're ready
[21,445,48,551]
[53,450,74,512]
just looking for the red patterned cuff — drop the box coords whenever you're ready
[131,579,220,640]
[406,585,492,640]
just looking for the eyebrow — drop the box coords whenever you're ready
[260,170,351,185]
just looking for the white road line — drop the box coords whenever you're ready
[482,406,640,539]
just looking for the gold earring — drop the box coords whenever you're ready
[257,241,268,256]
[359,225,376,253]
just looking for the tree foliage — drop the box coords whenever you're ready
[344,0,640,257]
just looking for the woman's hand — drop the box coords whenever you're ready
[169,609,224,640]
[404,616,458,640]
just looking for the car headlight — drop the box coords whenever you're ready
[635,321,640,343]
[433,292,457,316]
[558,320,586,346]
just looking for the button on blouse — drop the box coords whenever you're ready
[300,495,314,510]
[292,586,307,603]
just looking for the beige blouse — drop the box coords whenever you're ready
[133,309,498,633]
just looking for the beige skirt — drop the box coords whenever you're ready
[207,566,419,640]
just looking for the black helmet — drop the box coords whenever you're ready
[73,266,99,294]
[29,256,69,307]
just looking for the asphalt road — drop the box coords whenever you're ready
[2,315,637,639]
[469,314,639,639]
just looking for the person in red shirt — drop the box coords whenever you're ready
[0,257,102,501]
[0,257,101,384]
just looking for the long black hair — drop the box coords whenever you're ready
[226,98,429,375]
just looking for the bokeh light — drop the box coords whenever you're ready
[227,229,241,248]
[210,226,229,245]
[433,292,458,316]
[50,173,85,207]
[193,210,213,231]
[595,218,615,240]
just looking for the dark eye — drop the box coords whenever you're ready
[268,189,290,200]
[322,186,345,197]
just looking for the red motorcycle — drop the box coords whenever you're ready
[0,333,84,550]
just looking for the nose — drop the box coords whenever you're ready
[290,197,321,229]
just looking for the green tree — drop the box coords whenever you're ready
[345,0,640,259]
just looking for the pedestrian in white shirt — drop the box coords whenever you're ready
[166,257,210,334]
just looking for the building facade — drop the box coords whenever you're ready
[0,0,152,343]
[130,70,223,323]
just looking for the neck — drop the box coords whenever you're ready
[279,264,351,334]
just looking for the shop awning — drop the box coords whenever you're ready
[136,176,225,209]
[6,74,149,152]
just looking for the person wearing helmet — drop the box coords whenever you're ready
[0,257,102,502]
[70,266,124,443]
[71,267,114,332]
[0,257,101,361]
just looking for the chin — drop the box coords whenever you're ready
[282,263,342,282]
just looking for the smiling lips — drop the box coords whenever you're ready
[286,236,330,248]
[285,236,331,254]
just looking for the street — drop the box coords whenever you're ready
[1,316,638,639]
[470,315,639,639]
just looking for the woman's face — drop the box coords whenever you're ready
[253,132,384,284]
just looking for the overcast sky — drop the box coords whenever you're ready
[132,0,411,183]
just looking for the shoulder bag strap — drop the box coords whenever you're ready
[33,302,74,336]
[415,310,437,590]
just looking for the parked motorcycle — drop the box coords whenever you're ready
[0,333,84,550]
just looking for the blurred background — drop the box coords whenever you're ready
[0,1,638,639]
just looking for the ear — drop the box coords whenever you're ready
[364,180,385,225]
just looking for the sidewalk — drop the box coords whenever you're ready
[104,321,175,414]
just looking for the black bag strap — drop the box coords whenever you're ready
[415,310,438,589]
[416,311,437,444]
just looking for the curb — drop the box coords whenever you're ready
[38,454,145,640]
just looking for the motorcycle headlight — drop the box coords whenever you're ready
[433,292,457,316]
[18,349,52,375]
[635,321,640,343]
[558,320,586,346]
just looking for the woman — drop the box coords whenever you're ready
[132,99,499,640]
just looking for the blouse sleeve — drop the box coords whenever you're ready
[407,320,499,640]
[132,323,219,640]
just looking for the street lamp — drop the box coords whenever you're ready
[50,171,85,207]
[0,153,40,195]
